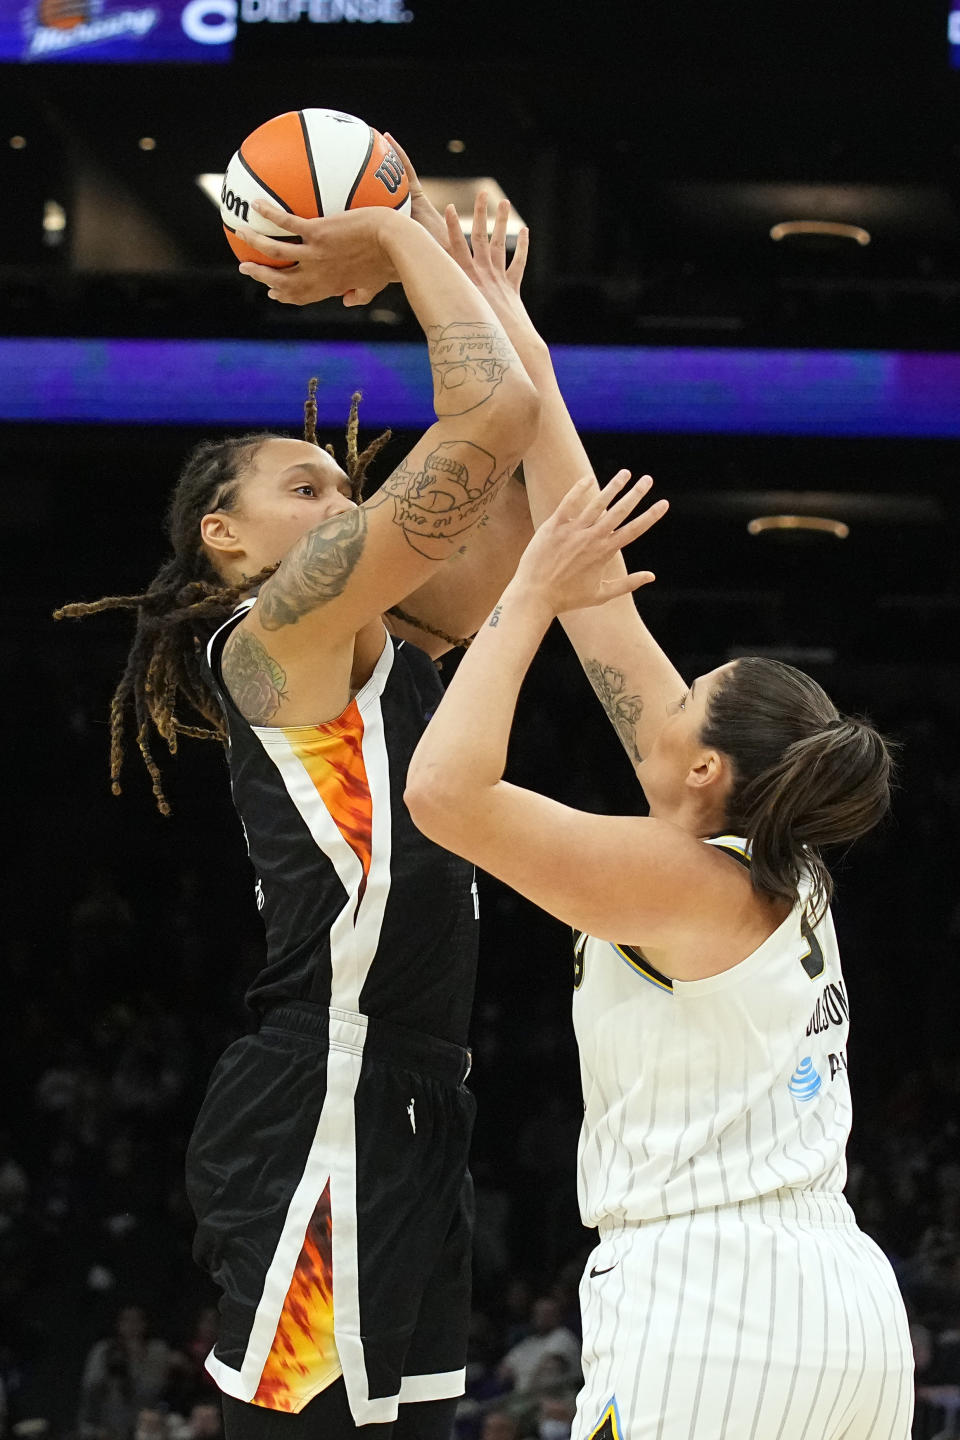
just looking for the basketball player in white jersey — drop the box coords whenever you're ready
[403,195,914,1440]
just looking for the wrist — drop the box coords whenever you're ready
[372,207,419,282]
[498,576,557,630]
[376,208,430,266]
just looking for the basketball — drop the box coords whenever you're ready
[220,109,412,267]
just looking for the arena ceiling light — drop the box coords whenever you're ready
[747,515,850,539]
[770,220,871,246]
[194,174,525,238]
[419,177,525,239]
[196,172,227,210]
[683,491,941,526]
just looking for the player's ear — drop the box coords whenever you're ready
[200,510,244,562]
[685,749,730,795]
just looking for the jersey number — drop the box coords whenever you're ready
[573,930,586,989]
[800,916,825,979]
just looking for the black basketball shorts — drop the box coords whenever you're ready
[185,1003,475,1427]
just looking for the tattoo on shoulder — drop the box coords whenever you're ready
[222,629,289,725]
[257,507,367,630]
[584,659,644,764]
[426,321,513,416]
[365,442,507,559]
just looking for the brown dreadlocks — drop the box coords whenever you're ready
[54,384,391,814]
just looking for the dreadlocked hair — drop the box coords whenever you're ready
[304,378,393,505]
[53,432,279,814]
[54,382,398,814]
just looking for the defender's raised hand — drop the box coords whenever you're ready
[513,471,668,616]
[444,193,531,331]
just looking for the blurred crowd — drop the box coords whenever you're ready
[3,632,960,1440]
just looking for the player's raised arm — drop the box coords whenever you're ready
[232,205,539,660]
[358,136,537,657]
[443,194,686,772]
[404,474,726,951]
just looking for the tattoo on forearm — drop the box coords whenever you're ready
[489,604,502,627]
[366,442,506,559]
[427,322,513,416]
[584,659,644,764]
[222,630,289,725]
[257,508,368,630]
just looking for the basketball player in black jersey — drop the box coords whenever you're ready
[56,206,539,1438]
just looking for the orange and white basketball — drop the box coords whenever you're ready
[220,109,411,268]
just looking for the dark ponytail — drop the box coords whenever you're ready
[701,658,894,922]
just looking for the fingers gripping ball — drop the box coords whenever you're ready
[220,109,412,267]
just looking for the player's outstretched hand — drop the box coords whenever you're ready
[234,201,401,307]
[382,133,450,251]
[514,471,668,616]
[444,192,532,333]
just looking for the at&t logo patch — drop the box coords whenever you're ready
[788,1056,822,1101]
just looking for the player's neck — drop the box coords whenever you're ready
[647,794,726,839]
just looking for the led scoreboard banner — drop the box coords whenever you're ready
[0,0,412,62]
[1,0,956,65]
[4,340,960,436]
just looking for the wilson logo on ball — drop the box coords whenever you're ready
[373,151,405,195]
[220,180,250,224]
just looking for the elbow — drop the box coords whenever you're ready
[402,771,480,858]
[404,769,466,851]
[403,774,436,837]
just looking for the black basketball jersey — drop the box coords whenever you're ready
[203,602,478,1045]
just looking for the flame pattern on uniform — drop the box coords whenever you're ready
[287,700,373,896]
[252,1181,339,1410]
[250,705,373,1409]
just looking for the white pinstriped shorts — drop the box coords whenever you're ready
[575,1190,913,1440]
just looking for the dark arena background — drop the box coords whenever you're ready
[2,2,960,1437]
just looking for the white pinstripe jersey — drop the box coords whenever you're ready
[571,836,853,1227]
